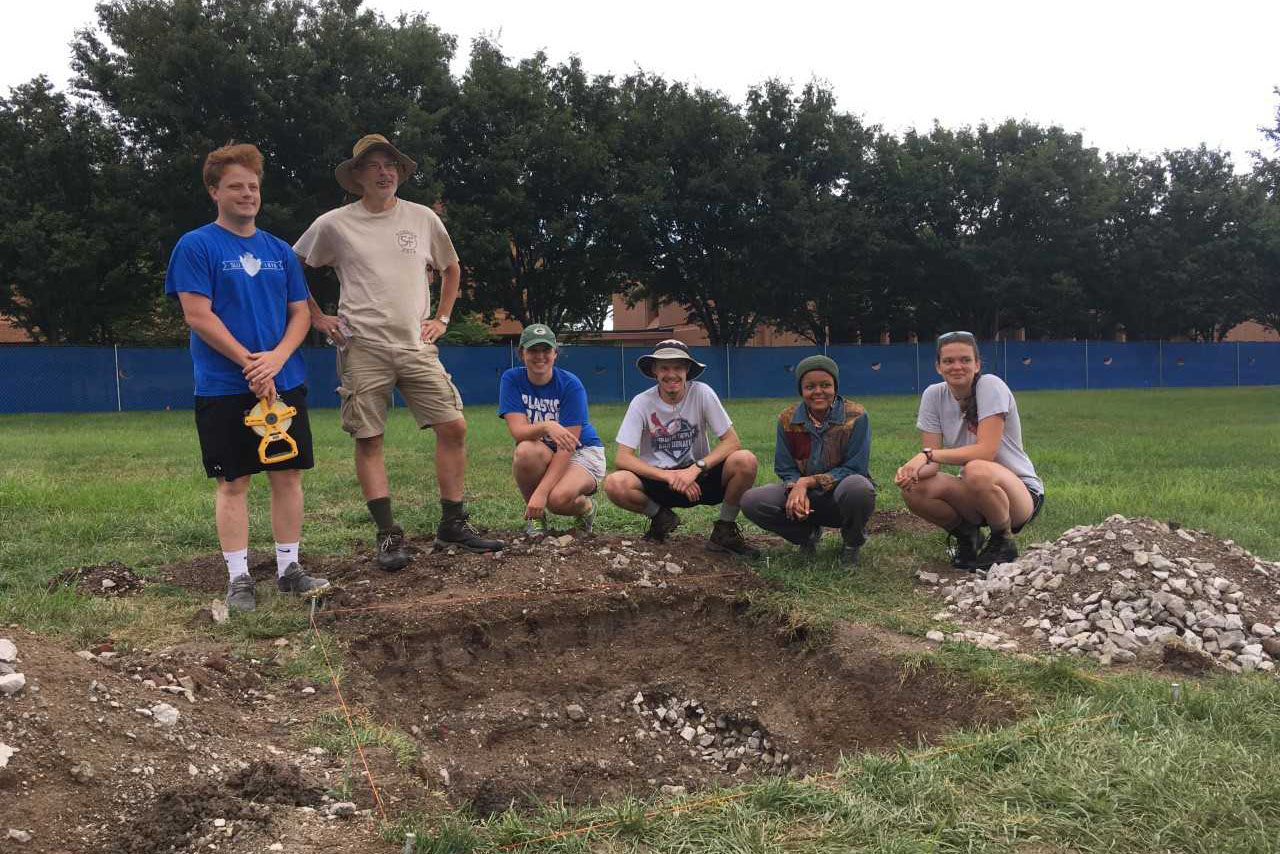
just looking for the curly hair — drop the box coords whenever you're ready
[203,142,264,189]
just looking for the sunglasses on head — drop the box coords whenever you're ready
[937,331,976,344]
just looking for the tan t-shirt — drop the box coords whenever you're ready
[293,199,460,351]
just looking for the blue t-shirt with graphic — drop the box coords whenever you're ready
[164,223,309,396]
[497,366,603,449]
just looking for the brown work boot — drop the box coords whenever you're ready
[708,520,761,558]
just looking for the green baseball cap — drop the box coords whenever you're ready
[518,324,558,349]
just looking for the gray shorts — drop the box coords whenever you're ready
[570,445,607,485]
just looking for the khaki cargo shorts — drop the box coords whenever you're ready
[336,340,464,438]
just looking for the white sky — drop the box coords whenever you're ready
[4,1,1278,169]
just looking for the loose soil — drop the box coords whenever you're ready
[4,512,1017,853]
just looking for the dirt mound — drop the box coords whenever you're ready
[50,561,147,597]
[921,515,1280,673]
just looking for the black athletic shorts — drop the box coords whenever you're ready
[1009,489,1045,534]
[194,385,314,481]
[639,461,728,509]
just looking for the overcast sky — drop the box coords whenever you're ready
[4,1,1278,169]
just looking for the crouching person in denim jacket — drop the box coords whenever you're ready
[742,355,875,568]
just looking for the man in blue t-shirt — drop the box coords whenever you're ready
[497,325,605,533]
[164,143,327,612]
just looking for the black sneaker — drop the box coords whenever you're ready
[972,531,1018,570]
[708,520,761,558]
[437,514,506,553]
[377,526,411,572]
[839,543,861,568]
[947,523,985,570]
[643,506,680,543]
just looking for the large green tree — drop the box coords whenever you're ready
[439,41,619,331]
[0,77,159,343]
[610,76,766,346]
[72,0,458,316]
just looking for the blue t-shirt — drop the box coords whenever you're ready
[498,367,603,449]
[164,223,309,396]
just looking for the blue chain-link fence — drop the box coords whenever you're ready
[1,340,1277,413]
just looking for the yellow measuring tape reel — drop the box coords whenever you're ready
[243,397,299,464]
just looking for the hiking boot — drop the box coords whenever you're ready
[226,574,256,612]
[276,562,330,597]
[643,506,680,543]
[947,522,985,570]
[839,543,861,569]
[708,520,761,558]
[377,526,411,572]
[973,531,1018,570]
[576,499,597,534]
[437,513,506,553]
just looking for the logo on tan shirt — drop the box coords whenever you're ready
[396,230,418,254]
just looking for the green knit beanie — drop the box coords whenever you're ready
[795,354,839,394]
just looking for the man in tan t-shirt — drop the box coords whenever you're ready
[295,134,504,569]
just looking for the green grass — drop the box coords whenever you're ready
[3,386,1280,852]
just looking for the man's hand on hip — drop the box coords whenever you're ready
[421,318,447,345]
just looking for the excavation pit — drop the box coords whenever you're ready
[308,530,1017,813]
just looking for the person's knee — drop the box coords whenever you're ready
[739,486,772,520]
[268,469,302,492]
[513,440,550,467]
[548,484,584,511]
[962,460,997,489]
[355,435,384,457]
[434,417,467,446]
[217,476,252,499]
[603,471,634,504]
[726,449,758,477]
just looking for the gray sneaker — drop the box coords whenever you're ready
[576,499,596,533]
[276,563,330,597]
[524,517,549,537]
[226,574,257,612]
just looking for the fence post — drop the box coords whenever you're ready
[114,344,122,412]
[725,344,731,400]
[914,342,920,393]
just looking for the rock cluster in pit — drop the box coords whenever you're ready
[625,690,795,775]
[921,515,1280,673]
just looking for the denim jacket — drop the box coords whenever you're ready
[774,396,871,492]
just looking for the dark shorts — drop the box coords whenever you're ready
[194,385,315,481]
[639,461,729,509]
[1008,489,1044,534]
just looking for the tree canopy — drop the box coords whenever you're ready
[0,0,1277,344]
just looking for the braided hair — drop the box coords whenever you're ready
[959,373,982,430]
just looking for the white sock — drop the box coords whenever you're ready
[275,542,299,577]
[223,548,249,580]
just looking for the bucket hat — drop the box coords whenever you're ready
[636,339,706,380]
[335,134,417,196]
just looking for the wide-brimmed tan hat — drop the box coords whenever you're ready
[636,339,706,380]
[335,134,417,196]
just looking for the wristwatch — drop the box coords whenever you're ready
[437,315,450,326]
[923,448,935,464]
[694,459,707,470]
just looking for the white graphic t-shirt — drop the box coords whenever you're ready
[615,382,732,468]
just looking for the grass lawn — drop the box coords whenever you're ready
[2,385,1279,852]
